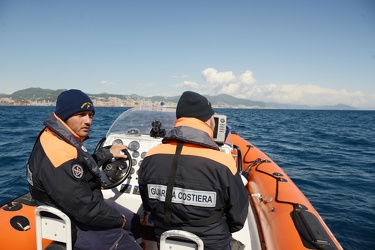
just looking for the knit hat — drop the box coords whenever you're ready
[55,89,95,121]
[176,91,214,121]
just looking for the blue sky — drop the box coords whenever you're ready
[1,0,374,109]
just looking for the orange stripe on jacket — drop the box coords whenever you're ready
[174,117,214,138]
[146,142,238,175]
[40,128,77,167]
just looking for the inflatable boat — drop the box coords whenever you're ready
[0,106,343,249]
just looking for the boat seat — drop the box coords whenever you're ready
[35,205,73,250]
[160,230,204,250]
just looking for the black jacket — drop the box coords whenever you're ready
[27,113,123,228]
[138,118,248,250]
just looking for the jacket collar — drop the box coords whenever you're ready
[43,113,100,176]
[162,117,219,150]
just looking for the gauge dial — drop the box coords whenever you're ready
[141,152,147,159]
[132,159,137,167]
[132,150,140,158]
[112,139,123,145]
[128,141,140,151]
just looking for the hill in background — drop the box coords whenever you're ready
[0,87,356,110]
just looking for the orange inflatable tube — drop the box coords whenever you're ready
[0,198,52,249]
[231,133,342,250]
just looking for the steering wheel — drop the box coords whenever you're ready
[101,148,133,189]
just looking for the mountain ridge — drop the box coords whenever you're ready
[0,87,356,110]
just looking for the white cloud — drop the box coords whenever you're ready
[100,80,116,85]
[256,84,373,108]
[239,70,257,85]
[197,67,375,109]
[175,81,199,88]
[202,68,237,87]
[201,67,257,96]
[172,75,189,79]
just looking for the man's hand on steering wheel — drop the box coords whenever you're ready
[100,143,133,189]
[109,143,128,159]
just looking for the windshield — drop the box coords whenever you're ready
[107,106,176,137]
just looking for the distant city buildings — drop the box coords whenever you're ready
[0,96,177,107]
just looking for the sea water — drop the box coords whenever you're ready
[0,106,374,249]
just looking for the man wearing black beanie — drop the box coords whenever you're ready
[27,89,142,250]
[139,91,248,250]
[176,91,215,122]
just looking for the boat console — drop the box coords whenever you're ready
[97,107,232,202]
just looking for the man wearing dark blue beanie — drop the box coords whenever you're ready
[27,89,142,250]
[55,89,95,121]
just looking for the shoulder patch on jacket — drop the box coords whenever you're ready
[71,164,84,179]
